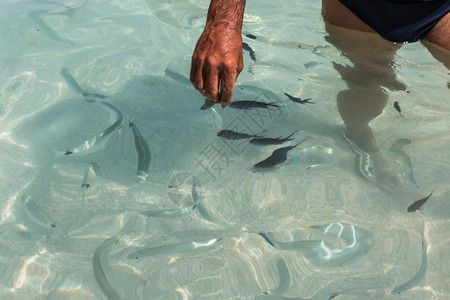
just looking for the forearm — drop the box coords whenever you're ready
[206,0,246,30]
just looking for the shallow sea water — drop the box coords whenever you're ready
[1,0,450,299]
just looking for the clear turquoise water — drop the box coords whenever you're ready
[1,0,449,299]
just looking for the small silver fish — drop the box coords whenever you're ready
[0,230,51,241]
[30,10,74,45]
[253,139,306,168]
[390,139,419,188]
[22,195,56,229]
[81,162,101,189]
[93,219,135,300]
[127,238,222,259]
[61,68,107,99]
[81,162,101,210]
[92,236,121,300]
[391,233,427,294]
[262,258,291,296]
[407,189,434,212]
[258,229,370,268]
[142,205,197,219]
[143,182,203,219]
[129,122,151,181]
[65,117,123,155]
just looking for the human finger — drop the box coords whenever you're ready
[204,63,220,103]
[218,69,237,107]
[191,55,207,96]
[190,54,197,85]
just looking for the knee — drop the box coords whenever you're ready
[322,0,374,32]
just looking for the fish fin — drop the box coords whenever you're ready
[284,93,297,101]
[256,129,268,137]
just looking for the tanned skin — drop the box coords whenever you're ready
[190,0,246,107]
[191,0,449,105]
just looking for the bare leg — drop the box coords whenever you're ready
[422,13,450,70]
[322,0,404,153]
[322,0,406,189]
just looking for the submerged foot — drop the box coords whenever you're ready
[344,132,406,191]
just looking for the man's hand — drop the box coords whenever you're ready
[190,22,244,107]
[190,0,246,106]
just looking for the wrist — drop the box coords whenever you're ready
[206,0,246,30]
[205,19,243,34]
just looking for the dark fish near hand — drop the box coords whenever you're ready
[284,92,315,104]
[217,129,265,140]
[200,98,216,110]
[229,100,280,109]
[394,101,404,117]
[250,130,298,146]
[245,33,257,40]
[243,42,256,62]
[130,122,151,181]
[407,189,435,212]
[253,139,307,168]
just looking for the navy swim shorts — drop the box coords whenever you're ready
[338,0,450,43]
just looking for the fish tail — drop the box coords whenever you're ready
[294,137,308,148]
[302,98,314,104]
[285,130,299,140]
[119,218,137,236]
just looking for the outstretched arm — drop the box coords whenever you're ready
[190,0,246,106]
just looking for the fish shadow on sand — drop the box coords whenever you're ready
[12,72,215,185]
